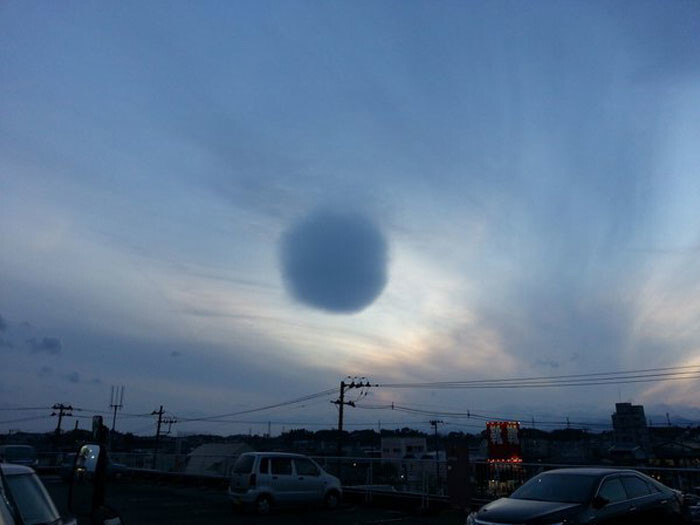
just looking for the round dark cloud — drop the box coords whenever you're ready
[280,211,388,313]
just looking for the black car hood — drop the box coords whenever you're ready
[476,497,584,523]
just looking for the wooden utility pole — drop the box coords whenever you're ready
[52,403,73,436]
[332,378,372,474]
[152,405,164,469]
[430,419,443,492]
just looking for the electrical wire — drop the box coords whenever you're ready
[379,365,700,389]
[355,403,640,430]
[0,407,51,411]
[72,407,153,418]
[175,388,338,422]
[0,414,53,425]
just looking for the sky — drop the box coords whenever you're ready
[2,1,700,436]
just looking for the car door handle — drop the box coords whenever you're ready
[272,476,278,480]
[660,499,668,504]
[628,506,637,511]
[298,476,304,480]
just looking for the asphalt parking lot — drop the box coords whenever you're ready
[42,476,464,525]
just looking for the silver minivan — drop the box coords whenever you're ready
[228,452,342,514]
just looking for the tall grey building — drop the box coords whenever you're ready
[611,403,652,458]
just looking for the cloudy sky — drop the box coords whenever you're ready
[2,1,700,436]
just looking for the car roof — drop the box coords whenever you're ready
[540,468,642,478]
[242,452,309,458]
[0,463,35,476]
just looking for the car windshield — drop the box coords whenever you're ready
[4,473,61,525]
[232,455,255,474]
[510,473,598,504]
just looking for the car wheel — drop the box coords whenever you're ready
[324,490,340,510]
[255,495,272,515]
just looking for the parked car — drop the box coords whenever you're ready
[0,446,38,468]
[466,468,686,525]
[228,452,342,514]
[0,463,76,525]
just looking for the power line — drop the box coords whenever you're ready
[0,407,51,411]
[175,388,337,422]
[355,403,622,430]
[378,399,614,424]
[378,365,700,389]
[0,415,53,425]
[169,396,334,424]
[378,373,700,390]
[72,407,154,418]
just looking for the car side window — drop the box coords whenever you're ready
[259,457,270,474]
[598,478,627,503]
[295,458,320,476]
[646,481,662,493]
[270,458,293,475]
[622,476,651,499]
[0,493,15,525]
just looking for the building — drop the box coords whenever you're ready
[380,436,427,460]
[185,442,253,476]
[380,436,430,489]
[610,403,651,461]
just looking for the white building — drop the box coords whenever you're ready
[185,442,253,476]
[380,436,427,460]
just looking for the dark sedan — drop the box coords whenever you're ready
[467,468,686,525]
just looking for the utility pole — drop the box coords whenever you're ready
[332,377,372,472]
[163,416,177,435]
[334,380,349,459]
[151,405,164,470]
[51,403,73,437]
[109,385,125,448]
[430,420,443,493]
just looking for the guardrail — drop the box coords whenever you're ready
[30,451,700,501]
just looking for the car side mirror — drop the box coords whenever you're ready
[76,444,101,474]
[592,495,609,509]
[68,444,123,523]
[69,444,102,516]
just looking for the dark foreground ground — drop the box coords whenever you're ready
[42,476,464,525]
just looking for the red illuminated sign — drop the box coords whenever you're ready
[486,421,521,461]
